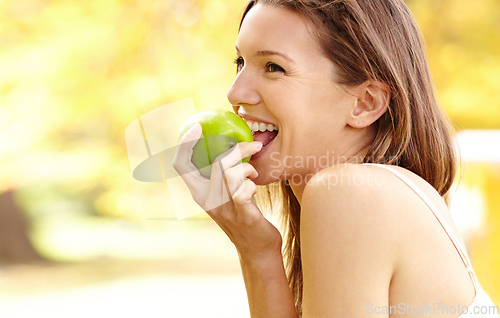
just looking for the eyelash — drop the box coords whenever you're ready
[233,57,286,74]
[234,57,244,73]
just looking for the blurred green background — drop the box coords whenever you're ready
[0,0,499,317]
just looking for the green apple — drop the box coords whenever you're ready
[178,110,254,178]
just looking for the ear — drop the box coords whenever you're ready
[346,80,390,129]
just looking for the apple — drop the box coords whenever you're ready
[178,110,254,178]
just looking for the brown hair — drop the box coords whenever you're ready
[240,0,457,314]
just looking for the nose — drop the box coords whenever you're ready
[227,69,260,112]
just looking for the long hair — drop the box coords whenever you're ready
[239,0,457,314]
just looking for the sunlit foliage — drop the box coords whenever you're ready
[0,0,499,303]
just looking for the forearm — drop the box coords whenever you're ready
[238,251,299,318]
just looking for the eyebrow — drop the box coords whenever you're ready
[235,46,295,63]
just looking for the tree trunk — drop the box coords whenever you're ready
[0,190,44,265]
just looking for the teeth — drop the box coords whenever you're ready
[244,120,278,133]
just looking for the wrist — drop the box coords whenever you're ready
[237,248,298,318]
[237,248,284,272]
[236,236,283,263]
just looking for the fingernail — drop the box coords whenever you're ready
[251,141,262,149]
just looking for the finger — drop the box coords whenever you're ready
[173,124,205,180]
[212,141,262,174]
[240,162,259,180]
[222,163,259,195]
[204,160,254,212]
[203,142,262,212]
[232,179,259,213]
[207,142,256,201]
[203,159,232,212]
[173,130,212,209]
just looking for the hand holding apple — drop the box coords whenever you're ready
[172,111,282,261]
[177,110,254,178]
[173,111,282,259]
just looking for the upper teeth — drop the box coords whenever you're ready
[245,120,278,132]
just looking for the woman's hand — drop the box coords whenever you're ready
[172,124,282,257]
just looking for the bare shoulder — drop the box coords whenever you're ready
[302,163,412,215]
[300,164,470,316]
[300,163,407,251]
[301,163,415,240]
[300,163,411,316]
[302,163,460,241]
[302,162,446,213]
[301,163,446,239]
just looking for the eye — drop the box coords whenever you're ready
[234,57,244,73]
[266,62,285,73]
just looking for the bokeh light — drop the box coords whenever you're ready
[0,0,499,316]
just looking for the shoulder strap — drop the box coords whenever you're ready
[364,164,479,291]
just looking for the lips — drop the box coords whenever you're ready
[237,115,279,158]
[240,117,279,148]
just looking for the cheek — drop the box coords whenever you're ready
[284,114,344,165]
[279,124,317,170]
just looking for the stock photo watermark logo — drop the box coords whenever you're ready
[268,152,398,188]
[125,98,247,219]
[366,302,500,316]
[126,98,203,219]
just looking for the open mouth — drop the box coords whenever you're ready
[245,120,279,148]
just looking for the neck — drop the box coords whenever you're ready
[289,131,373,204]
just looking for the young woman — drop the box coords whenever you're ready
[173,0,499,317]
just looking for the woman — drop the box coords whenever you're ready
[173,0,499,317]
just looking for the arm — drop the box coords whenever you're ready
[300,165,399,317]
[173,126,298,317]
[239,250,299,318]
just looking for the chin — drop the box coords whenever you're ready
[251,161,283,186]
[253,175,277,186]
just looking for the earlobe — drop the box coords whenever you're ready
[347,81,390,129]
